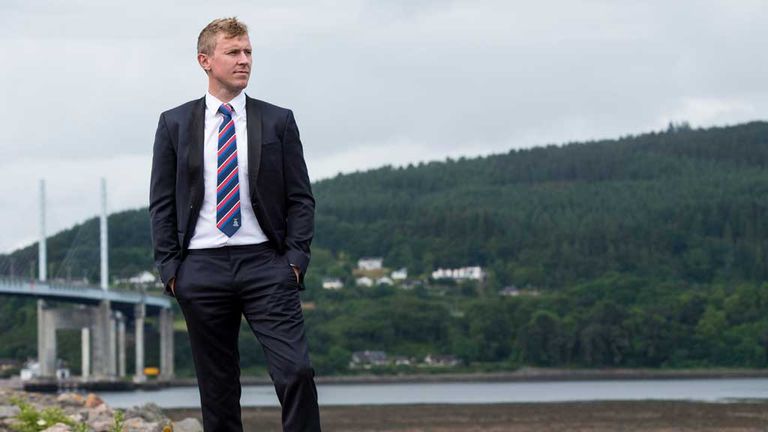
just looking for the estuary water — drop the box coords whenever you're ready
[99,377,768,409]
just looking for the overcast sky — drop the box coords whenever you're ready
[1,0,766,253]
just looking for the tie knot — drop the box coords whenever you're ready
[218,103,234,117]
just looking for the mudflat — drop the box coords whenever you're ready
[164,400,768,431]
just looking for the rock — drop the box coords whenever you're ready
[67,412,85,423]
[125,402,166,423]
[0,404,20,419]
[123,417,162,432]
[85,393,104,408]
[89,418,115,432]
[57,393,85,406]
[173,417,203,432]
[41,423,72,432]
[78,408,91,419]
[88,408,115,432]
[92,402,112,416]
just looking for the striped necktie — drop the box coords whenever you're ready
[216,103,241,237]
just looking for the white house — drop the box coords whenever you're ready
[431,266,485,281]
[376,276,394,286]
[322,278,344,290]
[356,276,374,287]
[116,271,158,286]
[423,354,460,367]
[357,257,383,271]
[392,355,413,366]
[391,268,408,280]
[350,350,389,368]
[129,271,157,284]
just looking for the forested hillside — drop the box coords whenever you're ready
[2,121,768,374]
[313,122,768,289]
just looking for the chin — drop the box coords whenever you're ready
[228,82,248,92]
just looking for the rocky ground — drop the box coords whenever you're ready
[0,388,201,432]
[5,386,768,431]
[166,400,768,431]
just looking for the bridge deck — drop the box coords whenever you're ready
[0,277,171,311]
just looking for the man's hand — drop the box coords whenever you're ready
[169,277,176,296]
[290,265,300,284]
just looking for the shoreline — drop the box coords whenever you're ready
[5,367,768,391]
[205,366,768,386]
[309,367,768,385]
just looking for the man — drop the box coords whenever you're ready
[149,17,321,431]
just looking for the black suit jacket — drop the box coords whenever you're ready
[149,95,315,296]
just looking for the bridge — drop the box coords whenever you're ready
[0,179,174,385]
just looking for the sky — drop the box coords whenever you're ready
[0,0,766,253]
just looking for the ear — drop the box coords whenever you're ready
[197,52,210,73]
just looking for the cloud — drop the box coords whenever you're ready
[0,154,151,253]
[664,97,758,127]
[1,0,767,253]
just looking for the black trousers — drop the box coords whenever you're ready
[174,242,321,431]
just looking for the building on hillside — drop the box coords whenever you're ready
[391,355,413,366]
[431,266,485,281]
[376,276,394,286]
[322,278,344,290]
[423,354,461,367]
[357,257,383,271]
[499,285,520,296]
[356,276,374,287]
[116,270,158,286]
[350,350,389,368]
[391,268,408,280]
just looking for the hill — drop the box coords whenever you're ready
[2,121,768,373]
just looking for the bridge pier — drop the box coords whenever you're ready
[117,311,126,377]
[37,300,57,377]
[91,300,112,378]
[133,303,146,383]
[81,327,90,379]
[159,307,174,379]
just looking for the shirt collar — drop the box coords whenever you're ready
[205,91,246,116]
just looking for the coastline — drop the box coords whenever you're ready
[5,367,768,391]
[317,367,768,384]
[173,367,768,387]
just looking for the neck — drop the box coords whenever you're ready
[208,85,242,103]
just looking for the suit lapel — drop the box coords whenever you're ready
[246,95,263,201]
[187,97,205,207]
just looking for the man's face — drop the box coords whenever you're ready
[200,33,252,93]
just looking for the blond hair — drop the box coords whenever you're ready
[197,17,248,55]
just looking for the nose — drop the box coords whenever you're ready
[237,52,250,64]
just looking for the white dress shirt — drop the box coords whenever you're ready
[188,91,269,249]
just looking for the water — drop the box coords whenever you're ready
[99,377,768,409]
